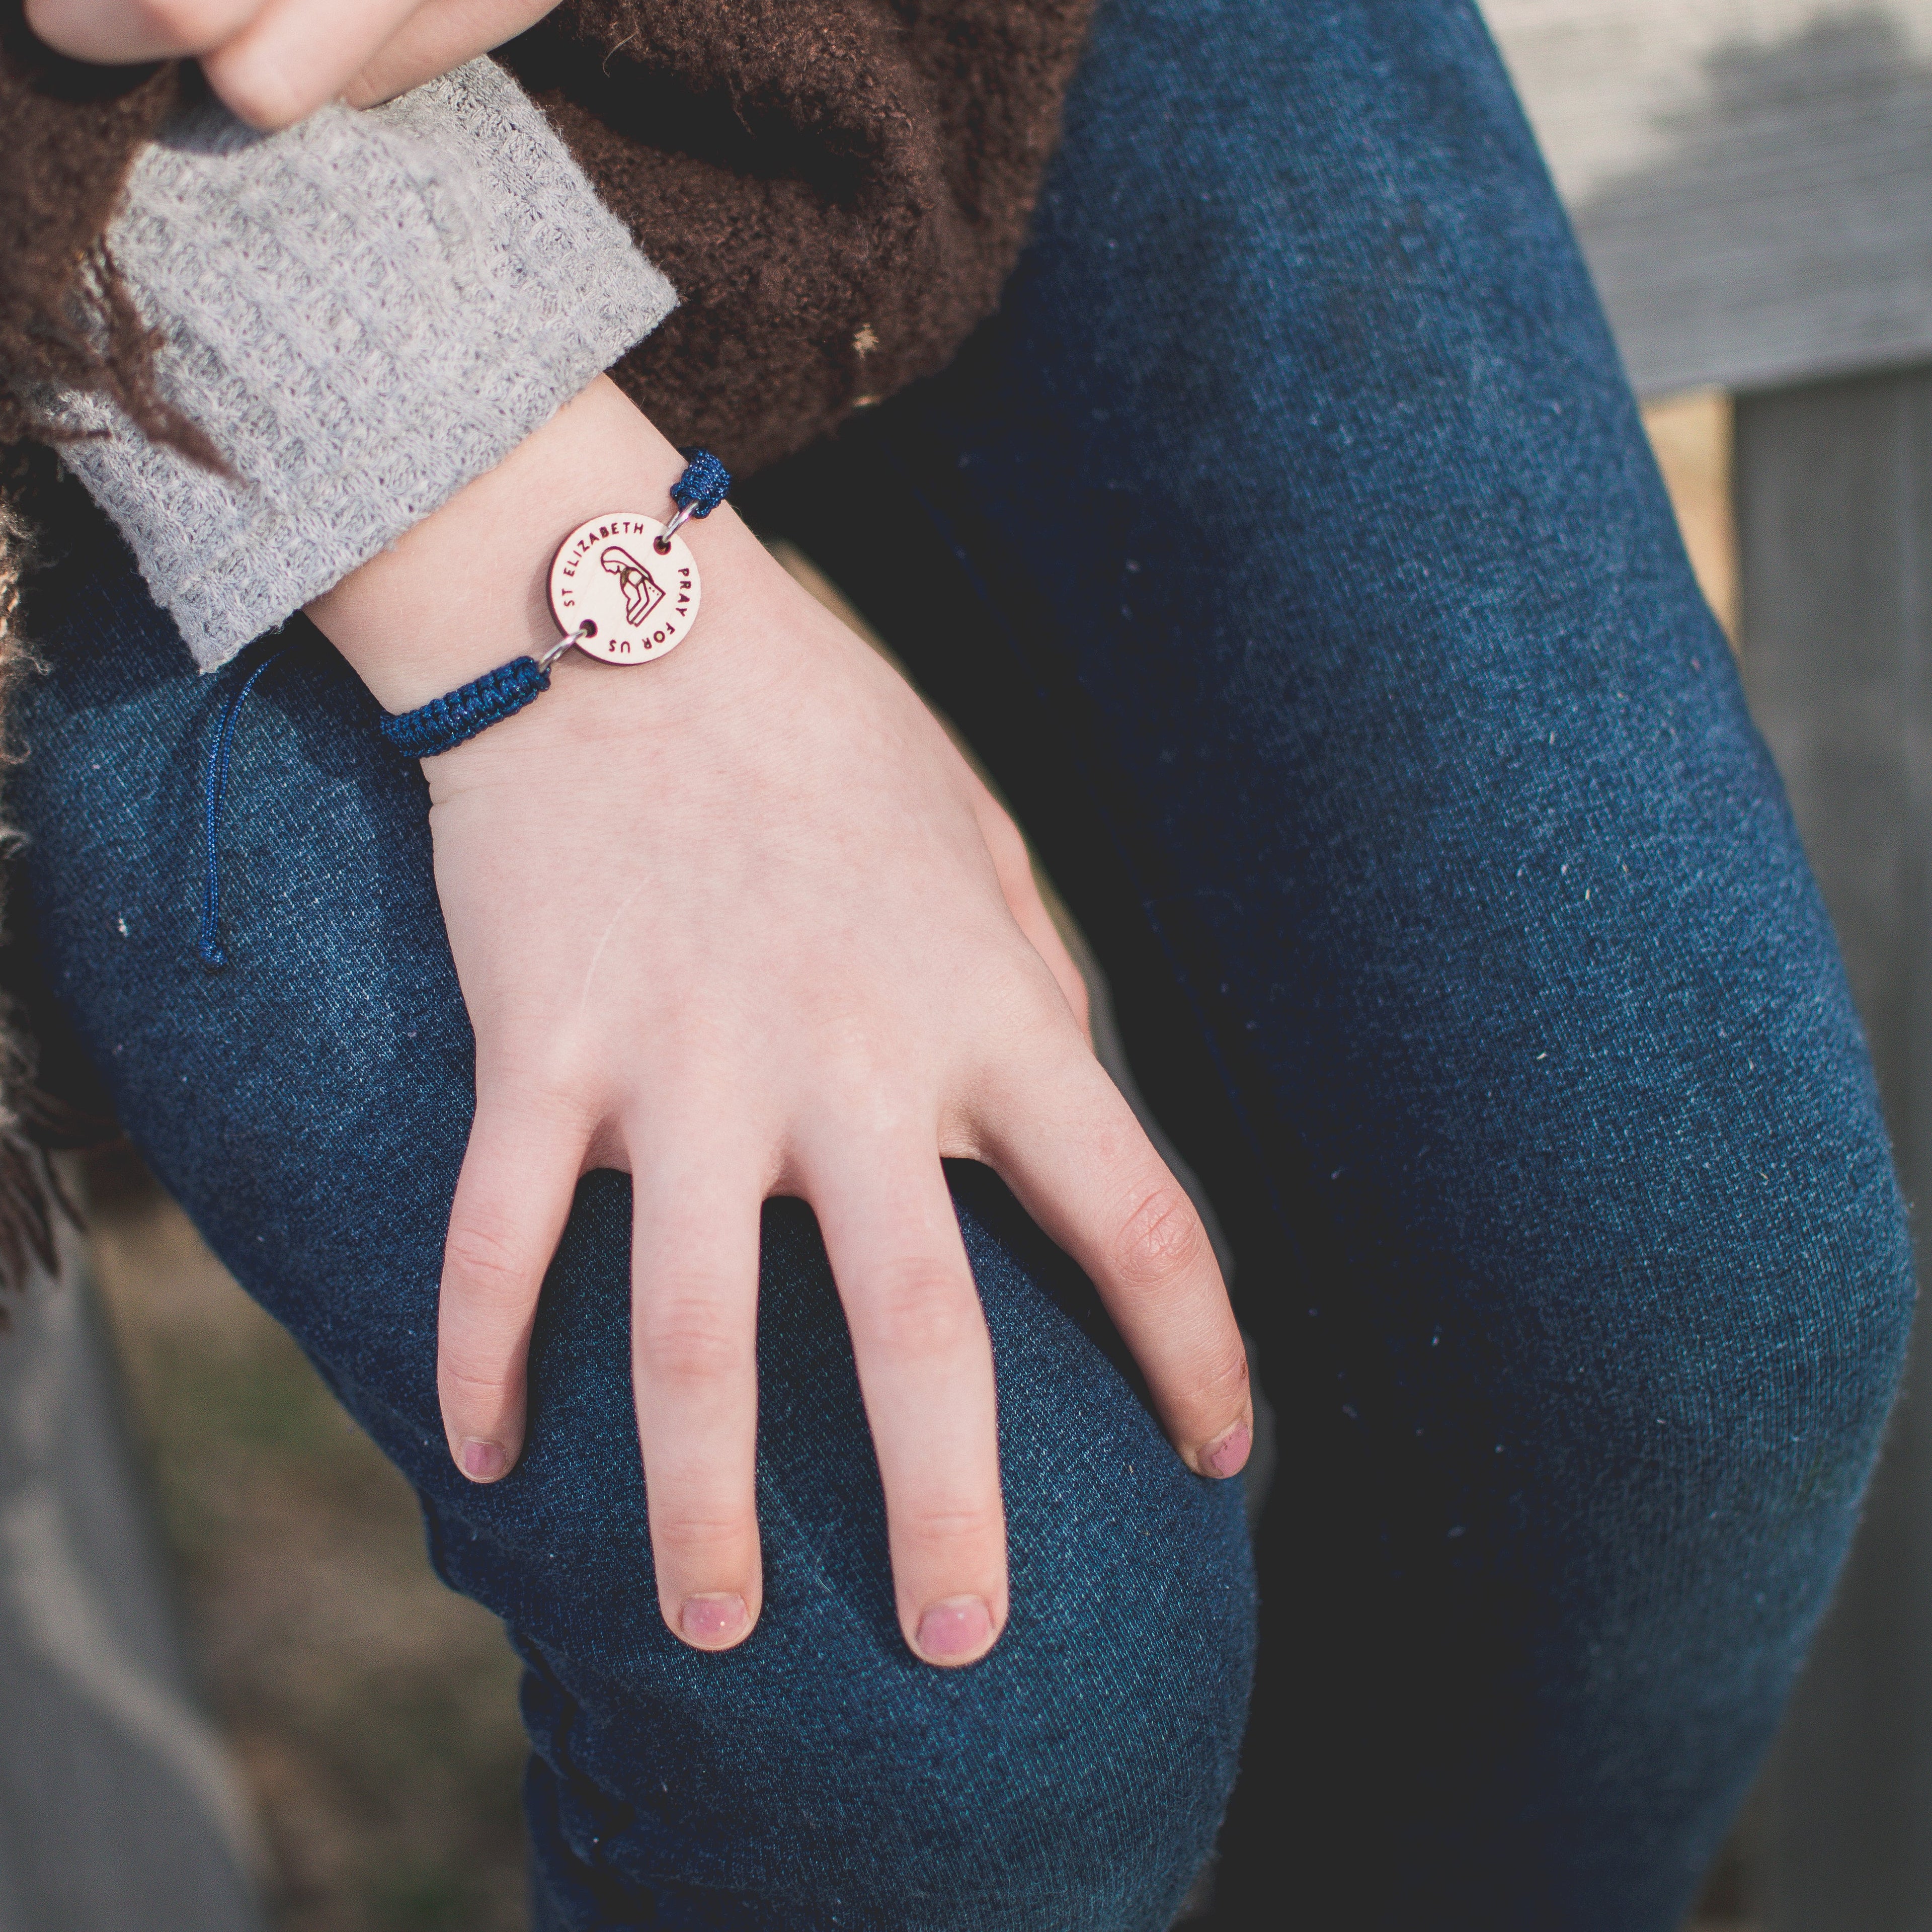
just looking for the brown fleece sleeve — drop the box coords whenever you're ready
[501,0,1094,477]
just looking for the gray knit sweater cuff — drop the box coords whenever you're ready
[51,58,676,671]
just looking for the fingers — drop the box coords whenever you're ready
[198,0,423,126]
[807,1139,1007,1667]
[438,1086,587,1484]
[344,0,559,109]
[25,0,264,61]
[980,1048,1252,1480]
[628,1135,764,1653]
[24,0,554,122]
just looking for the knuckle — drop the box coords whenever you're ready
[817,1044,910,1124]
[983,809,1031,877]
[987,974,1090,1075]
[898,1496,1005,1550]
[481,1043,601,1125]
[864,1261,978,1362]
[803,1007,941,1120]
[443,1213,540,1302]
[636,1293,749,1388]
[130,0,236,44]
[438,1353,517,1406]
[1198,1339,1252,1410]
[999,961,1075,1031]
[652,1511,752,1561]
[1063,972,1093,1033]
[1111,1181,1211,1298]
[209,52,310,130]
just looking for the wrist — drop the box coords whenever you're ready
[306,375,763,715]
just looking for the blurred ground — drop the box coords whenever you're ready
[82,1147,527,1932]
[78,389,1747,1932]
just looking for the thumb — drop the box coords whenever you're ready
[343,0,561,109]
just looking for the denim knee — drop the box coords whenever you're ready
[1239,938,1919,1929]
[1423,971,1918,1731]
[1587,1094,1913,1644]
[1573,1027,1909,1555]
[426,1174,1257,1932]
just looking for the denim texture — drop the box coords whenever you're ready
[12,0,1919,1925]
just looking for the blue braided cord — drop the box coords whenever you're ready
[671,448,732,517]
[378,654,551,761]
[199,637,299,970]
[371,461,721,769]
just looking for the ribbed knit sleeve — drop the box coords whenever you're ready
[46,55,677,670]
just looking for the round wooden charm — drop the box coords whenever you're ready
[547,513,701,665]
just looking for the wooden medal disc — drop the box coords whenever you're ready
[547,513,702,665]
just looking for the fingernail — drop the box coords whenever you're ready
[459,1437,506,1481]
[1202,1421,1251,1479]
[916,1595,994,1662]
[680,1593,748,1645]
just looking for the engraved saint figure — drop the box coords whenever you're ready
[601,545,665,626]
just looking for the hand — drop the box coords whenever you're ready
[25,0,557,130]
[307,378,1253,1667]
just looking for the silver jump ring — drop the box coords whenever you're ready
[654,503,697,554]
[540,619,596,673]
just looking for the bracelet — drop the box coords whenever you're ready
[379,449,732,759]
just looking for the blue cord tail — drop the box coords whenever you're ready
[199,640,296,970]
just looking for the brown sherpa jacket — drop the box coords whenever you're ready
[1,0,1095,475]
[0,0,1095,1285]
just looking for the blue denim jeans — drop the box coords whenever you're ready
[11,0,1917,1926]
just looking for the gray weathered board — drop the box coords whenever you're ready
[0,1254,262,1932]
[1736,369,1932,1931]
[1484,0,1932,397]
